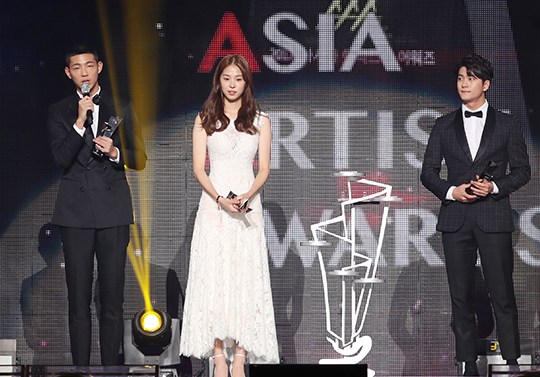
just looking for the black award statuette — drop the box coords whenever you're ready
[93,116,122,157]
[466,160,498,195]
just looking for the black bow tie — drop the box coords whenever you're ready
[78,94,100,105]
[464,110,482,118]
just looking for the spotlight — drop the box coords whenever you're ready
[132,308,172,356]
[140,310,164,333]
[124,308,180,368]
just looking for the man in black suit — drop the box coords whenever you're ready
[421,54,530,375]
[47,46,146,365]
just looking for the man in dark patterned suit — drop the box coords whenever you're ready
[421,54,530,375]
[48,46,146,365]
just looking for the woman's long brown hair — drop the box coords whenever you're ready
[200,54,260,135]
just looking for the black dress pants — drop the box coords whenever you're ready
[442,213,520,362]
[61,226,129,365]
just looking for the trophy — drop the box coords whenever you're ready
[93,116,122,157]
[301,171,403,375]
[465,161,498,195]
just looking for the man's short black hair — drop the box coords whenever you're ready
[65,45,100,67]
[455,53,494,82]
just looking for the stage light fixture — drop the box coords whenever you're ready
[132,308,172,357]
[125,308,180,368]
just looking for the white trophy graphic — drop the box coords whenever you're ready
[301,171,402,373]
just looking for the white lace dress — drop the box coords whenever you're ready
[180,115,279,363]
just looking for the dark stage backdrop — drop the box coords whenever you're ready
[1,0,539,375]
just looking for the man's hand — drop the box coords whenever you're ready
[76,96,94,129]
[93,136,117,159]
[452,183,478,203]
[468,175,494,197]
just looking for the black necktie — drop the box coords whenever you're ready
[464,110,482,118]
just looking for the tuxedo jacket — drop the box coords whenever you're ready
[421,106,530,233]
[48,89,146,229]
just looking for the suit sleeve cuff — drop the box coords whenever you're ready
[446,186,457,201]
[73,124,86,137]
[491,181,499,194]
[109,147,121,164]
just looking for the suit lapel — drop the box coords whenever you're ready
[474,106,496,163]
[453,110,473,162]
[98,95,113,132]
[65,93,82,132]
[83,126,94,149]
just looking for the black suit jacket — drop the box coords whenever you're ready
[421,106,530,233]
[48,90,146,229]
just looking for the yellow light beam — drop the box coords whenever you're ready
[97,0,162,313]
[122,0,162,313]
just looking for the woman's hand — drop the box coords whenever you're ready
[235,193,252,213]
[218,196,242,212]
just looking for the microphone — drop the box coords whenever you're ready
[81,82,93,126]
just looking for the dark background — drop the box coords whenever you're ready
[1,0,540,375]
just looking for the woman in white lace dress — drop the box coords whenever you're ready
[179,54,279,377]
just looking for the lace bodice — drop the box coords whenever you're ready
[206,118,260,195]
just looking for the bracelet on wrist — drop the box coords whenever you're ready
[216,195,222,204]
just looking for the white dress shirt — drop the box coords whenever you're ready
[72,87,120,163]
[463,101,488,160]
[446,100,498,200]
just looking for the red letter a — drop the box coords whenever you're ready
[198,12,260,73]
